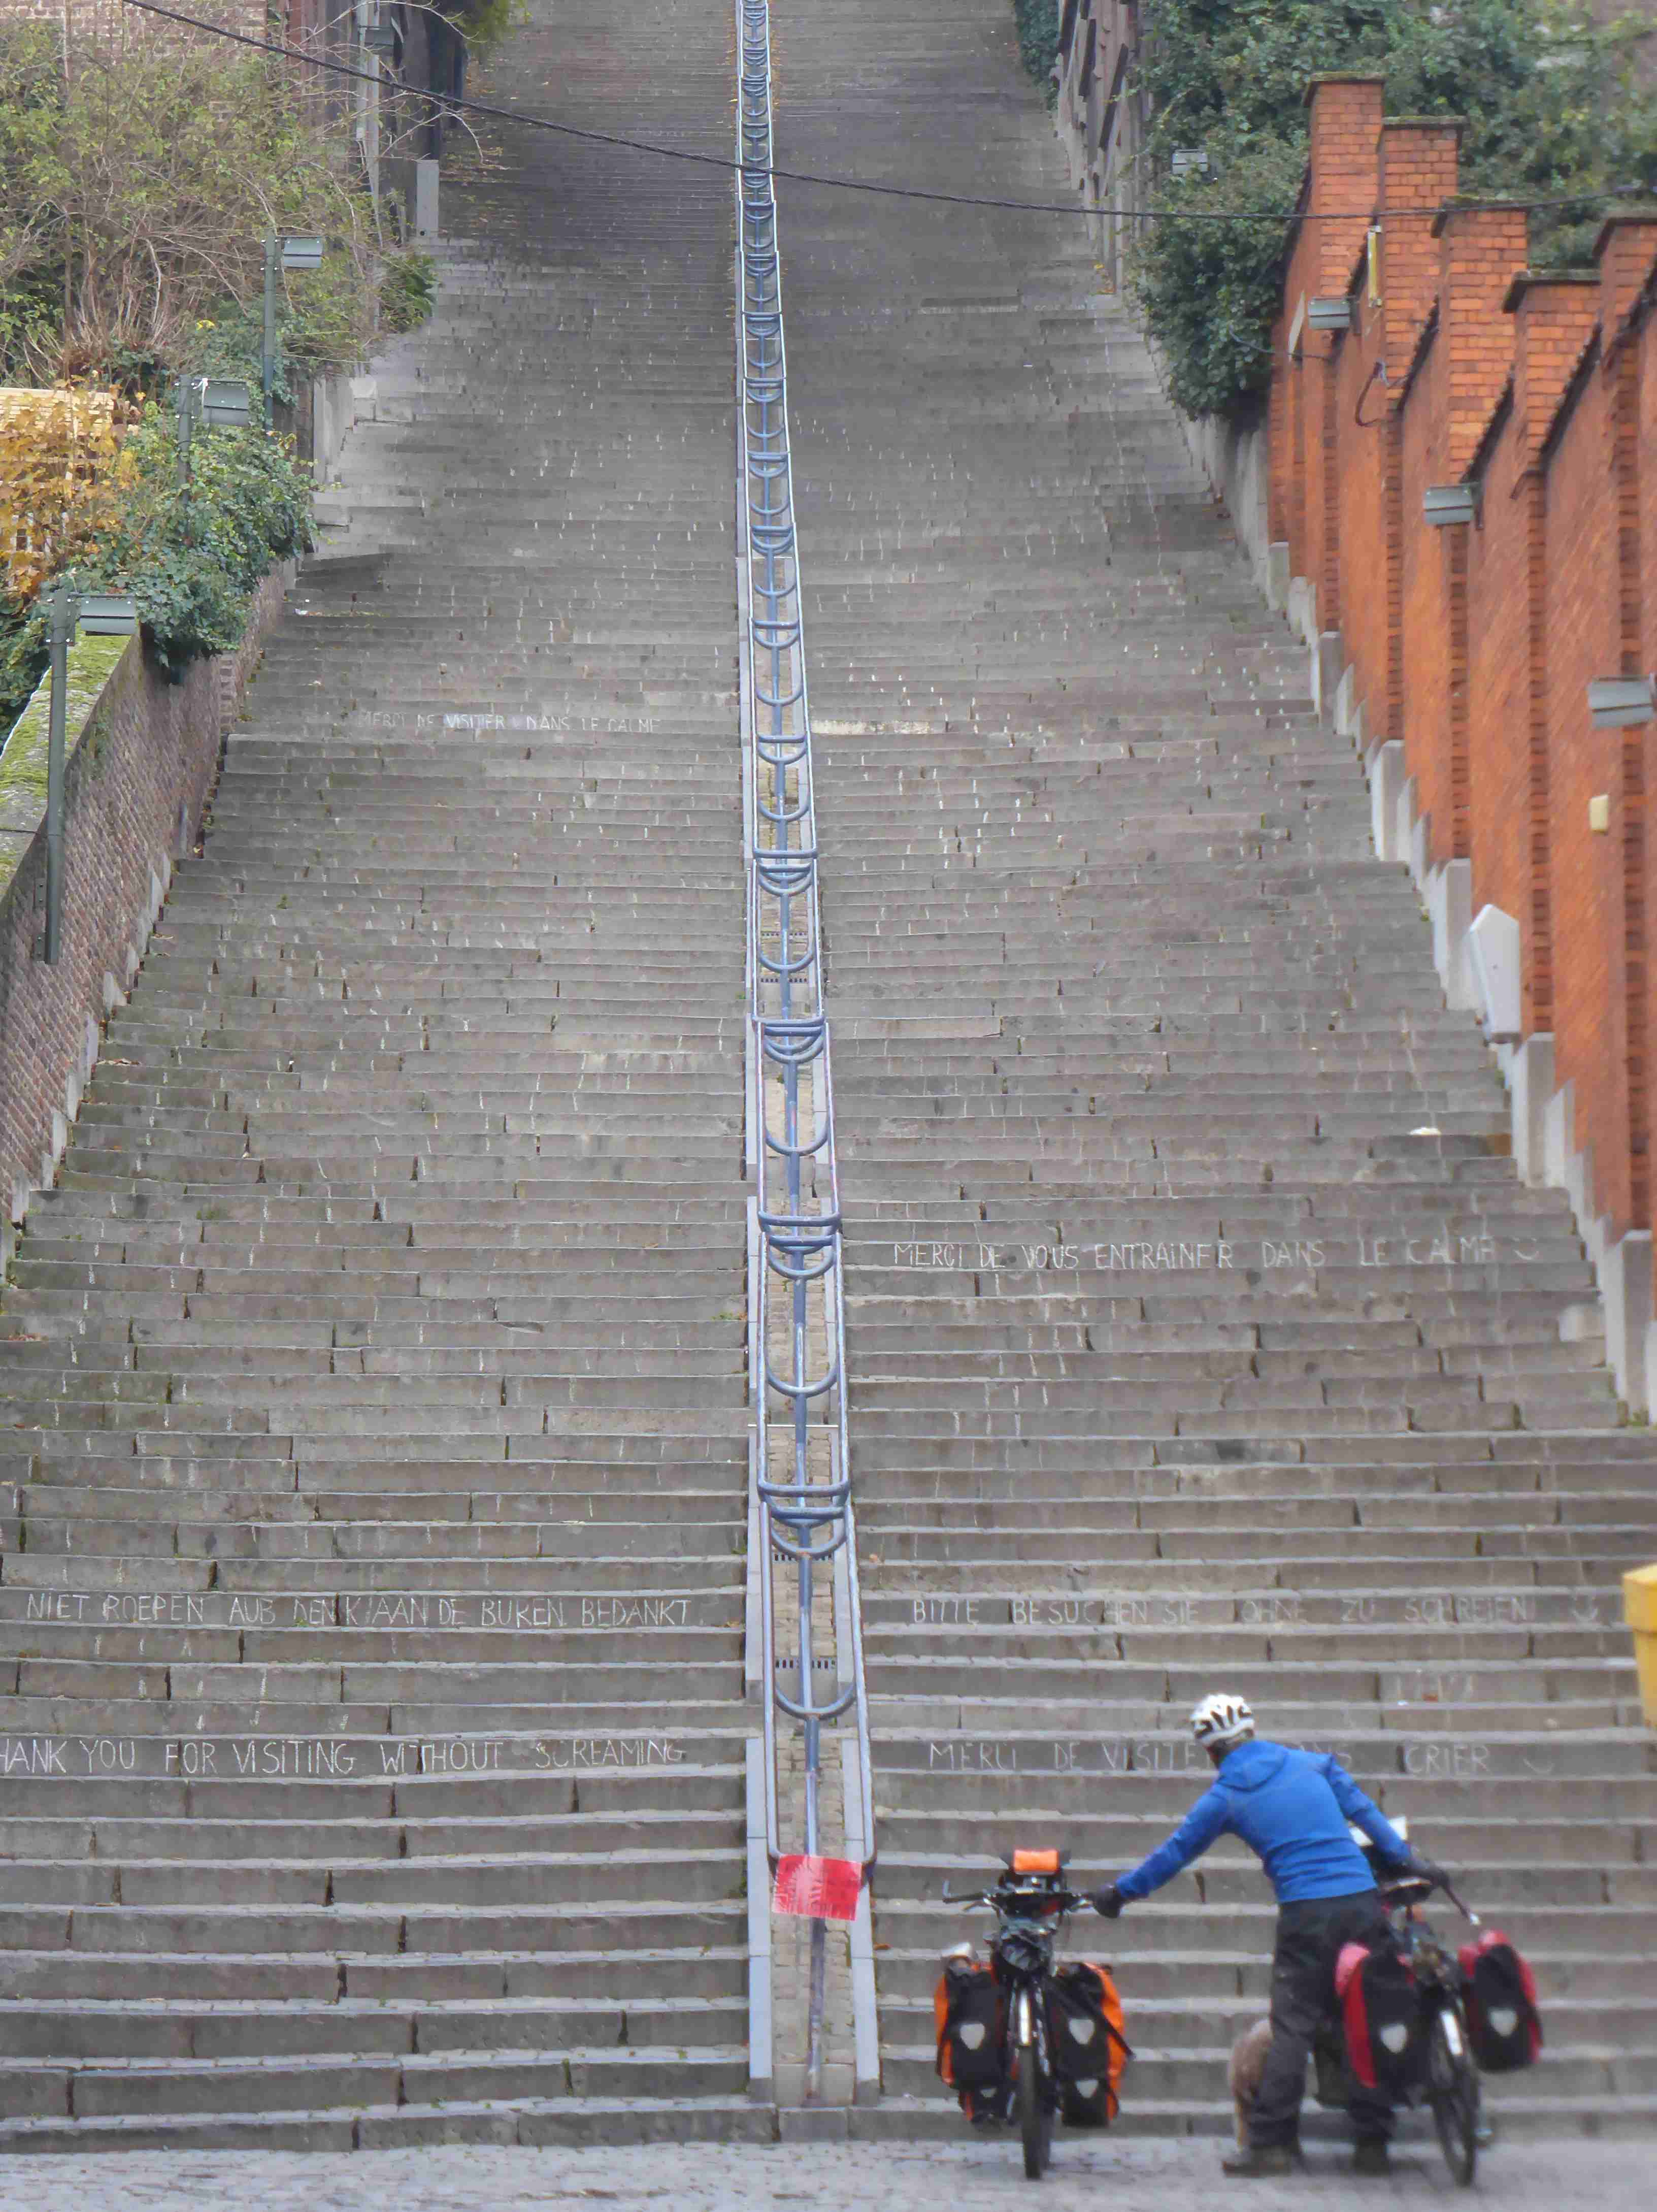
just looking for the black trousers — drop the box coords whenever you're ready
[1250,1889,1396,2150]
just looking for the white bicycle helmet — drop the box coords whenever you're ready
[1190,1691,1255,1750]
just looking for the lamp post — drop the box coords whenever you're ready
[40,583,139,967]
[261,236,325,428]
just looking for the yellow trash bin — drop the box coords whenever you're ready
[1625,1565,1657,1726]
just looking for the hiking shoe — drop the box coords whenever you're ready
[1352,2140,1392,2177]
[1221,2146,1295,2178]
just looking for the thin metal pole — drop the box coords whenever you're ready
[43,589,73,967]
[263,236,278,429]
[176,377,193,495]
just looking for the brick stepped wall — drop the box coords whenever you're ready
[0,0,767,2153]
[772,0,1657,2146]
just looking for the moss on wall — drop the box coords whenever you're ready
[0,633,133,898]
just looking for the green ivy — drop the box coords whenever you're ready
[1129,1,1657,421]
[1013,0,1062,105]
[380,253,438,337]
[0,593,49,736]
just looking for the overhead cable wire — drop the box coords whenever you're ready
[121,1,1646,226]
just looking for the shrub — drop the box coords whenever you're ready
[87,408,314,679]
[0,23,375,389]
[380,253,438,336]
[1132,134,1312,419]
[0,407,314,721]
[1014,0,1062,104]
[0,591,48,736]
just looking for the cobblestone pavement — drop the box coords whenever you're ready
[0,2138,1647,2211]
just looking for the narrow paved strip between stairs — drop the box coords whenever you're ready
[0,0,765,2153]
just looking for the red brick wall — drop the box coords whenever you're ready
[1464,403,1540,1020]
[0,567,290,1232]
[1272,78,1384,623]
[1266,83,1657,1248]
[1399,329,1452,849]
[1334,280,1393,739]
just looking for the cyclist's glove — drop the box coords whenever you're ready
[1090,1882,1126,1919]
[1403,1847,1450,1890]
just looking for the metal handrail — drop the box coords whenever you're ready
[735,0,877,2097]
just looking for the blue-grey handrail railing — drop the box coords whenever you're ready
[735,0,876,2087]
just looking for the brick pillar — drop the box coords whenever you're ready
[1597,216,1657,1228]
[1378,119,1462,372]
[1294,78,1383,634]
[1368,121,1460,759]
[1506,272,1602,1036]
[1429,203,1530,857]
[1436,203,1531,475]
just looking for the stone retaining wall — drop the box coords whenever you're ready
[0,564,292,1265]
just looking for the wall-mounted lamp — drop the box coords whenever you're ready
[197,379,252,429]
[1587,676,1655,729]
[1307,297,1354,333]
[1423,484,1479,528]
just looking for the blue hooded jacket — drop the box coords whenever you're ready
[1114,1739,1410,1907]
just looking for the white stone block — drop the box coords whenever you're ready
[1267,541,1290,612]
[1601,1229,1652,1414]
[1428,859,1475,1011]
[1509,1033,1553,1188]
[1371,741,1406,861]
[1544,1079,1574,1189]
[1468,903,1520,1037]
[415,158,440,242]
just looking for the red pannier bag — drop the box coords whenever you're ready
[1045,1960,1131,2127]
[934,1955,1005,2119]
[1458,1930,1542,2072]
[1335,1934,1424,2099]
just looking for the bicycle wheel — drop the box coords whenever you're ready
[1016,2043,1051,2180]
[1427,2007,1479,2187]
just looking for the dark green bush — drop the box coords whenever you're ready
[380,253,438,337]
[0,410,314,724]
[0,592,49,735]
[91,408,313,680]
[1014,0,1062,104]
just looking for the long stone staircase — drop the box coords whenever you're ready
[0,0,766,2151]
[773,0,1657,2147]
[2,0,1653,2159]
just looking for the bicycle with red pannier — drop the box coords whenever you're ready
[1315,1833,1542,2186]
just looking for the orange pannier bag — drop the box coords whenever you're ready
[934,1955,1003,2110]
[1046,1960,1131,2126]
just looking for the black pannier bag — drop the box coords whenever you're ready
[934,1956,1005,2115]
[1045,1960,1130,2127]
[1458,1931,1542,2072]
[1336,1933,1424,2099]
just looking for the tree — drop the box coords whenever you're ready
[0,24,375,386]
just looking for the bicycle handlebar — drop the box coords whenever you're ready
[941,1882,1094,1913]
[1379,1870,1481,1928]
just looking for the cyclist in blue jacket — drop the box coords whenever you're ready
[1090,1693,1448,2180]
